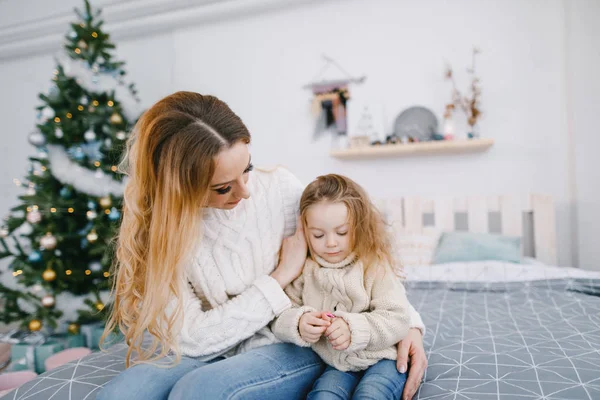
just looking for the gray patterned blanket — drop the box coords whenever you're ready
[2,278,600,400]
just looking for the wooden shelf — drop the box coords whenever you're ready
[330,138,494,159]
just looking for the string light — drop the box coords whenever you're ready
[26,207,32,212]
[92,32,98,38]
[94,161,101,167]
[85,270,91,275]
[53,69,59,75]
[66,270,72,275]
[68,208,74,213]
[92,100,99,106]
[111,166,117,172]
[78,105,84,111]
[50,208,57,213]
[107,101,114,107]
[41,166,47,172]
[103,272,109,278]
[66,113,73,119]
[12,270,23,276]
[104,209,110,215]
[54,117,61,123]
[32,205,39,211]
[74,48,81,54]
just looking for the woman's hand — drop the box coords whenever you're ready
[271,217,307,288]
[397,328,427,400]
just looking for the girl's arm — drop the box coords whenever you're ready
[271,266,318,346]
[334,270,411,353]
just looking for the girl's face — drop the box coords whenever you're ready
[305,201,352,264]
[207,142,253,209]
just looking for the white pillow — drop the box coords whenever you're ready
[393,228,441,267]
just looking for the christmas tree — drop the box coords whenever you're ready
[0,0,139,334]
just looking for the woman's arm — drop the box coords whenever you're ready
[178,219,308,358]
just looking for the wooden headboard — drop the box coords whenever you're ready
[374,194,557,265]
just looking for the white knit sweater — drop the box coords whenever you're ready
[271,254,411,371]
[177,167,425,359]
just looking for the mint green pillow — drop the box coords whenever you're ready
[432,231,521,264]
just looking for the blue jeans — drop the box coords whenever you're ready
[307,360,407,400]
[97,343,325,400]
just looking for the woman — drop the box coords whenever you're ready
[97,91,427,400]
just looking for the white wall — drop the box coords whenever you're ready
[566,0,600,270]
[0,0,597,269]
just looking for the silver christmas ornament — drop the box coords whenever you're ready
[40,232,58,250]
[84,130,97,142]
[26,210,42,224]
[28,132,47,147]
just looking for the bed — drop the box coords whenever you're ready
[2,194,599,400]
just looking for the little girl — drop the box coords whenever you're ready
[272,174,411,399]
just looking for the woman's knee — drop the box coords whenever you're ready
[170,345,325,400]
[98,358,201,400]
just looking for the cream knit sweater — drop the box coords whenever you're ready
[176,167,425,360]
[271,254,411,371]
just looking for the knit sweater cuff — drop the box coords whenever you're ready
[335,311,371,352]
[272,306,316,347]
[253,275,291,316]
[409,304,426,336]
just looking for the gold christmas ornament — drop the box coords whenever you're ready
[28,319,42,331]
[42,268,57,282]
[87,229,98,243]
[99,196,112,208]
[68,323,80,335]
[95,301,104,311]
[110,113,123,124]
[41,294,55,308]
[40,232,58,250]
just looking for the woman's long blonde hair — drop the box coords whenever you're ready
[299,174,398,275]
[102,91,250,367]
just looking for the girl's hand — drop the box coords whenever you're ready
[271,217,307,288]
[325,317,351,350]
[299,312,330,343]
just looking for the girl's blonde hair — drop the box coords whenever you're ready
[101,91,250,367]
[299,174,398,275]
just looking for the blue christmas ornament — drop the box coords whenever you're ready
[80,141,102,160]
[69,30,77,39]
[60,187,72,199]
[28,251,42,263]
[108,207,121,221]
[68,146,85,161]
[87,200,97,210]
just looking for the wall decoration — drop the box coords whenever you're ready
[304,55,366,140]
[393,106,439,143]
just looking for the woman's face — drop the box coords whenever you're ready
[207,141,253,209]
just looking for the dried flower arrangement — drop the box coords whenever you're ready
[445,47,482,134]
